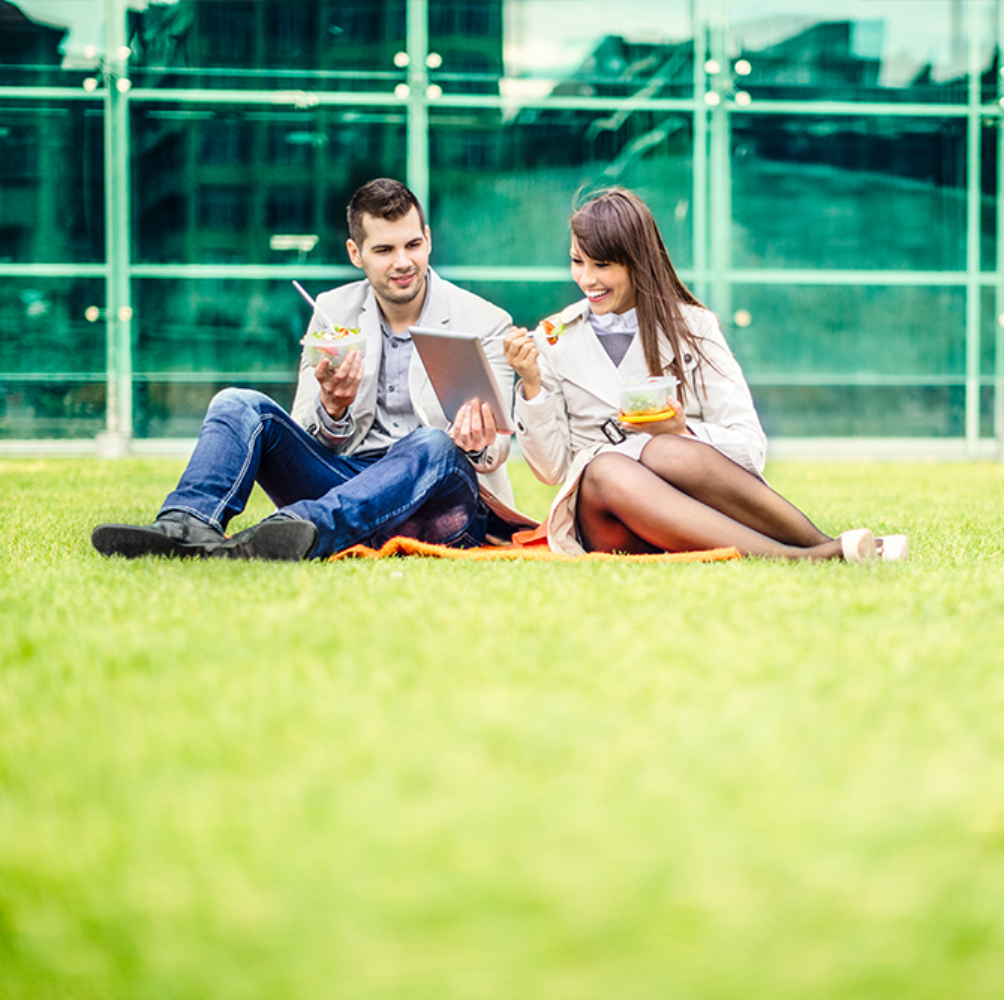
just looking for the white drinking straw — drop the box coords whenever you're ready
[292,280,336,330]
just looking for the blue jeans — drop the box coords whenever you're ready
[159,388,487,558]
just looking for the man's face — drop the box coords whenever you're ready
[347,208,431,309]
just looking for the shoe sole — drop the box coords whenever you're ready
[212,520,318,562]
[91,524,214,559]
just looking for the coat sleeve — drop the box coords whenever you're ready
[684,311,767,476]
[512,335,575,486]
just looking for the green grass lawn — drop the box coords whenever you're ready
[2,456,1004,1000]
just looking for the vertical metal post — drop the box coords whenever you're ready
[997,0,1004,460]
[965,0,981,455]
[692,0,709,303]
[100,0,133,455]
[406,0,430,212]
[708,0,731,321]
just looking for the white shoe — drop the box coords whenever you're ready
[839,528,878,563]
[876,534,909,562]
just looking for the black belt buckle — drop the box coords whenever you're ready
[600,418,627,445]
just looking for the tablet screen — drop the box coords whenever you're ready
[410,327,516,435]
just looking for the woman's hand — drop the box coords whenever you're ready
[504,326,542,400]
[621,397,688,436]
[315,349,363,420]
[450,399,497,452]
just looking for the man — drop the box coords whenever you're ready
[92,178,523,561]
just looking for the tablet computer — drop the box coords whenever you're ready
[410,327,516,435]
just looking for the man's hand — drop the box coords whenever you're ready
[450,399,497,453]
[503,326,541,400]
[315,350,363,420]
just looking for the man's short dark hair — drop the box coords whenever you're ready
[347,178,427,247]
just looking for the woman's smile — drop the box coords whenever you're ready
[570,238,637,315]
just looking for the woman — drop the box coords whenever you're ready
[503,188,907,562]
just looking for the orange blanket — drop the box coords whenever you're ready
[330,528,741,563]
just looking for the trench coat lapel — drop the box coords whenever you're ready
[544,301,625,412]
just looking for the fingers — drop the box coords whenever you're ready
[503,325,529,353]
[317,349,364,418]
[480,402,497,437]
[504,327,542,403]
[503,326,539,372]
[449,399,497,452]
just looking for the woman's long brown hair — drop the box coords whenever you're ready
[570,188,716,401]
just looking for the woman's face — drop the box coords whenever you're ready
[570,238,637,316]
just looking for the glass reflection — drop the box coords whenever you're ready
[444,280,576,332]
[430,0,693,98]
[126,0,406,89]
[729,285,966,378]
[132,105,406,264]
[430,107,693,267]
[0,0,101,85]
[0,102,104,264]
[0,380,107,438]
[732,115,968,270]
[0,276,106,439]
[751,385,965,437]
[134,380,295,438]
[132,279,308,376]
[728,0,995,103]
[0,278,105,374]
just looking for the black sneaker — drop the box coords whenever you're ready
[91,512,225,559]
[211,514,318,562]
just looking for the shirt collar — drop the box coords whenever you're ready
[589,307,639,336]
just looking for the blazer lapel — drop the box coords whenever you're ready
[353,286,383,418]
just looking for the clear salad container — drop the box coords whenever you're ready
[300,328,367,368]
[619,376,679,423]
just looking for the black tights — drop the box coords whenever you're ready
[576,435,846,561]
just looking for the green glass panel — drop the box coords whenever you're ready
[980,286,998,438]
[0,277,106,376]
[0,101,104,264]
[732,115,968,271]
[441,279,577,332]
[133,379,295,438]
[729,284,965,378]
[128,0,407,91]
[0,380,107,439]
[429,107,694,267]
[727,0,993,104]
[752,385,965,438]
[983,122,999,273]
[131,104,406,264]
[132,278,311,376]
[428,0,694,99]
[981,286,997,374]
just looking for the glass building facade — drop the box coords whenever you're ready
[2,0,1003,456]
